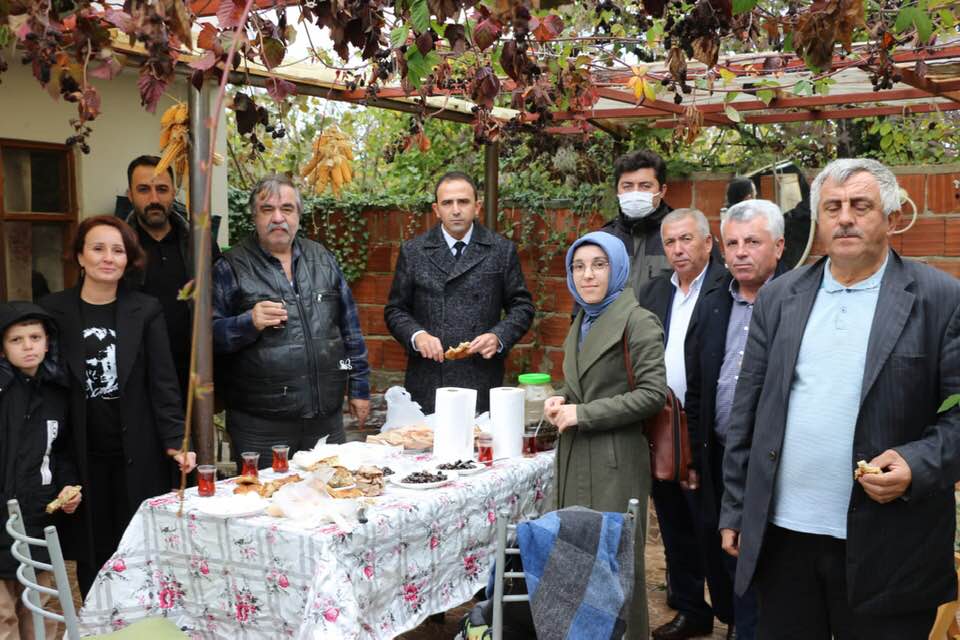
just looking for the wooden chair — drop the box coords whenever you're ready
[5,498,187,640]
[929,552,960,640]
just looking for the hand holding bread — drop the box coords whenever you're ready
[46,485,82,514]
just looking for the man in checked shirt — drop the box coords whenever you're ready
[212,175,370,468]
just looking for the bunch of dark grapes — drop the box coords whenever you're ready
[594,0,623,35]
[264,123,286,139]
[66,120,92,154]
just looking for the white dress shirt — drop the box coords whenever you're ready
[664,263,709,406]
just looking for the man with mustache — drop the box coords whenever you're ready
[124,155,221,404]
[684,199,788,640]
[212,175,370,467]
[719,159,960,638]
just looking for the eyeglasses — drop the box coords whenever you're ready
[571,259,610,275]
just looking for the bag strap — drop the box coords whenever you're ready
[622,332,635,390]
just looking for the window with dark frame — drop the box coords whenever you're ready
[0,139,78,302]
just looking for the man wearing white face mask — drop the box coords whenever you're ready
[600,150,675,297]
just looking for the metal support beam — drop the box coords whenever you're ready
[484,143,499,231]
[188,80,215,466]
[895,67,960,104]
[229,72,474,124]
[650,100,960,127]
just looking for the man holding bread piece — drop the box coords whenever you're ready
[385,171,534,413]
[719,159,960,638]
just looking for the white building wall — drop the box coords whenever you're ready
[0,61,229,245]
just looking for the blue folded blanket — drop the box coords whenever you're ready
[517,507,635,640]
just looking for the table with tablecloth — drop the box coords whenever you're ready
[77,450,554,639]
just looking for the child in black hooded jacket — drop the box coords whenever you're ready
[0,301,81,638]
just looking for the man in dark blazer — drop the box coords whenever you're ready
[685,199,789,640]
[720,158,960,638]
[384,172,534,414]
[635,208,732,640]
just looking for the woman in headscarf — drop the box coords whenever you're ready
[545,230,667,640]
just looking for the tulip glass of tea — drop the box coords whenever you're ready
[272,445,290,473]
[240,451,260,478]
[477,432,494,466]
[522,429,539,456]
[197,465,217,497]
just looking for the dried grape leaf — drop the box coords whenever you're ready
[469,65,500,109]
[216,0,244,29]
[531,14,563,42]
[266,77,297,102]
[428,0,462,21]
[445,23,467,55]
[261,36,285,68]
[500,39,525,83]
[415,30,434,55]
[691,35,719,67]
[473,18,500,51]
[197,23,220,51]
[137,68,168,113]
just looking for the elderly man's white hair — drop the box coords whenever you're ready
[660,208,711,238]
[721,199,785,241]
[810,158,901,217]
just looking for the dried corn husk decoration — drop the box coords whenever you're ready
[301,126,354,196]
[158,101,190,185]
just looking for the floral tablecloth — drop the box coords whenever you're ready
[77,451,554,639]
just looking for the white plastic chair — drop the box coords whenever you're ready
[5,498,186,639]
[491,497,641,640]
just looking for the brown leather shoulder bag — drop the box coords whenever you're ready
[623,334,692,482]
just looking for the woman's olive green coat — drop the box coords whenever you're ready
[554,289,667,640]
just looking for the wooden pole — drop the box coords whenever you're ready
[484,142,499,231]
[188,79,215,466]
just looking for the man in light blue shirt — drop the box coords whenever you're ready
[719,158,960,639]
[769,254,886,539]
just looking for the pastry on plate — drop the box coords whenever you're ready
[327,466,355,489]
[355,466,385,497]
[329,486,363,499]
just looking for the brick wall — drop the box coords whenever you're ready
[347,165,960,391]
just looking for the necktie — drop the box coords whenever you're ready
[453,241,466,260]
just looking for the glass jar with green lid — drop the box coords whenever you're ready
[517,373,557,451]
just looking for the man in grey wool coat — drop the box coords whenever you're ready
[384,171,534,414]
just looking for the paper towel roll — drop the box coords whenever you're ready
[433,387,477,462]
[489,387,524,459]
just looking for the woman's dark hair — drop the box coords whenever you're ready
[613,150,667,188]
[726,177,756,206]
[73,215,147,275]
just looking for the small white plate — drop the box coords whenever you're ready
[193,494,267,518]
[389,470,459,490]
[436,461,485,476]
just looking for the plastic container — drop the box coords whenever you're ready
[517,373,557,451]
